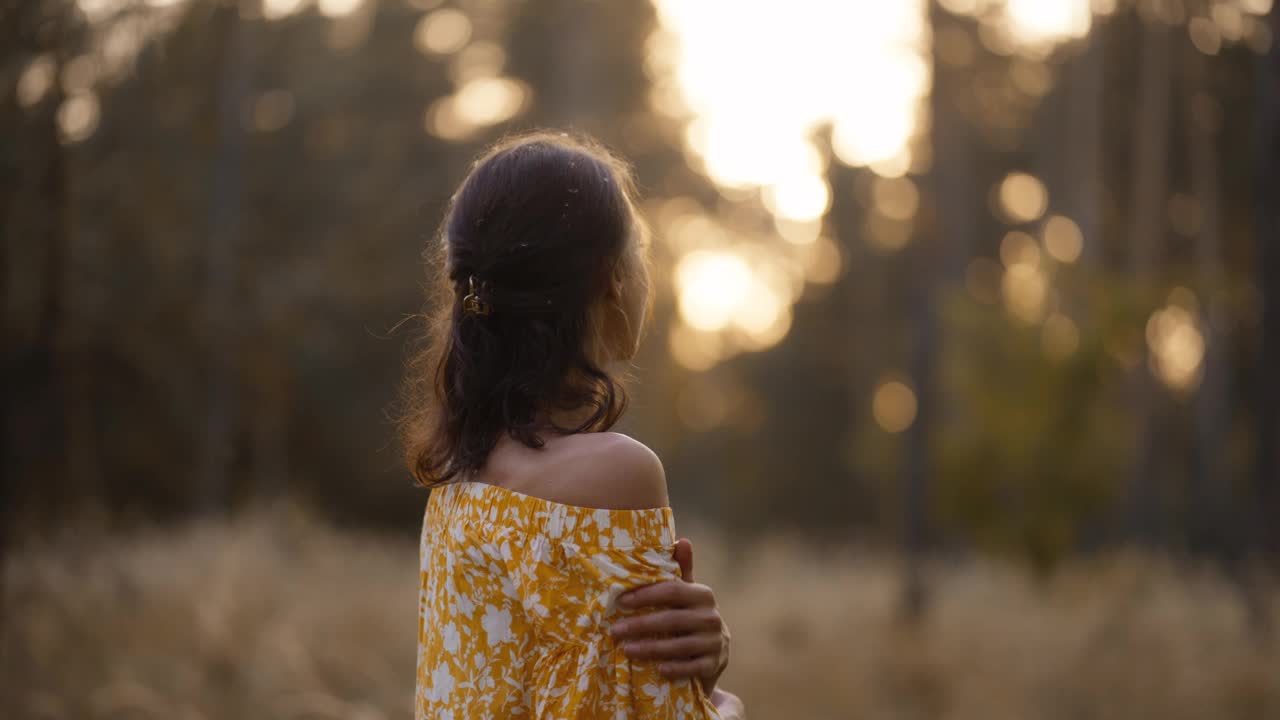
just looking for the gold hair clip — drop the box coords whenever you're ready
[462,275,491,316]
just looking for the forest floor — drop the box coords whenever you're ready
[3,504,1278,720]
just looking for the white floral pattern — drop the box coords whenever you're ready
[415,482,721,720]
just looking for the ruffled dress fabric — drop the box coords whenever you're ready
[415,481,721,720]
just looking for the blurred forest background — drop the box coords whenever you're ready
[3,0,1280,718]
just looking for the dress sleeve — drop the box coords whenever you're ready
[513,527,722,720]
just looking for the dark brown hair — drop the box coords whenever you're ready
[400,131,648,486]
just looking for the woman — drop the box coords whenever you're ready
[401,131,744,719]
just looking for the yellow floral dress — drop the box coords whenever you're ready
[416,481,721,720]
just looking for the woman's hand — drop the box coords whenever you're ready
[609,538,731,694]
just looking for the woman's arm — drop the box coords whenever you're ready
[609,539,733,696]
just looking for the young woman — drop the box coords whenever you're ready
[401,132,744,719]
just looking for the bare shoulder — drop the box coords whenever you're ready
[540,432,670,510]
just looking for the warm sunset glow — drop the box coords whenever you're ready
[650,0,930,201]
[1004,0,1093,46]
[648,0,925,368]
[675,251,754,332]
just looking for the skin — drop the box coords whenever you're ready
[597,237,745,718]
[611,539,743,718]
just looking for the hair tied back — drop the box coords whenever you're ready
[462,275,491,317]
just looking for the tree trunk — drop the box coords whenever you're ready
[1124,10,1172,547]
[201,1,249,513]
[1067,18,1106,272]
[1184,27,1229,558]
[1254,6,1280,564]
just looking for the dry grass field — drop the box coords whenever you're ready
[3,505,1278,720]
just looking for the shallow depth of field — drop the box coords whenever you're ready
[5,508,1280,720]
[4,0,1280,717]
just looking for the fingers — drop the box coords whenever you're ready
[620,633,721,662]
[674,537,695,582]
[656,656,719,680]
[617,580,715,610]
[610,607,722,640]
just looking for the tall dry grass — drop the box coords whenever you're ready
[3,506,1278,720]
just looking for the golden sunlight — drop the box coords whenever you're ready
[650,0,930,196]
[1004,0,1093,46]
[650,0,929,368]
[675,250,754,333]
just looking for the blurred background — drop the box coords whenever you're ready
[3,0,1280,718]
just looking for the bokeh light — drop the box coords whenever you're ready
[252,90,296,133]
[17,56,55,109]
[317,0,362,18]
[1000,230,1041,269]
[57,92,100,144]
[997,172,1049,224]
[872,176,921,221]
[450,42,506,84]
[800,236,843,285]
[1042,313,1080,360]
[1147,299,1205,391]
[414,8,472,56]
[452,77,527,126]
[1190,16,1223,55]
[1002,263,1048,323]
[873,379,918,433]
[675,250,754,333]
[649,0,934,369]
[1042,215,1083,264]
[262,0,306,20]
[1005,0,1093,46]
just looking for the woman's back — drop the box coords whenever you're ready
[415,434,720,719]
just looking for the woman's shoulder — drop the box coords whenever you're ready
[495,432,669,511]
